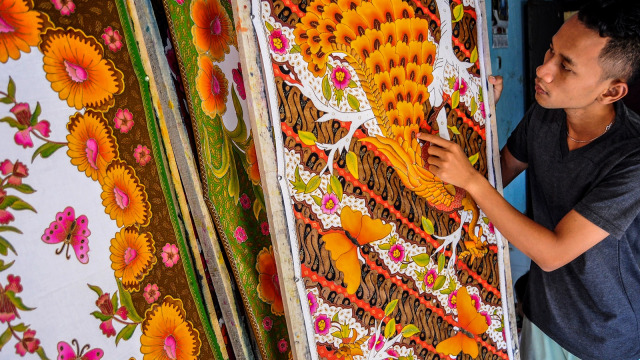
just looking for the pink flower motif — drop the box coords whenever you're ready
[269,29,289,55]
[1,160,29,185]
[388,243,405,263]
[99,319,116,337]
[321,193,339,215]
[239,193,251,210]
[314,314,330,335]
[448,290,458,309]
[133,145,152,166]
[101,26,123,52]
[470,294,481,310]
[143,283,161,304]
[483,311,492,326]
[234,226,248,243]
[114,108,134,133]
[479,101,486,118]
[10,103,50,149]
[386,349,399,358]
[330,66,351,90]
[488,222,495,234]
[277,338,288,353]
[307,291,318,313]
[5,275,22,293]
[162,243,180,268]
[95,293,113,315]
[260,221,270,235]
[453,78,468,96]
[0,210,13,225]
[116,306,128,320]
[368,333,384,351]
[232,62,246,100]
[15,329,39,356]
[424,269,437,288]
[263,316,273,331]
[51,0,75,15]
[174,0,184,3]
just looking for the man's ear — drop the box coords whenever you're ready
[599,81,629,104]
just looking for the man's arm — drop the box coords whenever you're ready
[418,133,609,271]
[500,146,527,187]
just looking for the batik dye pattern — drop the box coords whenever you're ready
[0,0,224,358]
[251,0,515,358]
[160,0,293,358]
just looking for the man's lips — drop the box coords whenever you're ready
[535,81,548,95]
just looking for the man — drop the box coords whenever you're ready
[419,1,640,359]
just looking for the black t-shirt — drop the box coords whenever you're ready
[507,101,640,360]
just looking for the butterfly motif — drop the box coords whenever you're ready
[435,286,489,359]
[322,206,393,294]
[57,339,103,360]
[41,206,91,264]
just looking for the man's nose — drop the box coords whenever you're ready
[536,60,554,83]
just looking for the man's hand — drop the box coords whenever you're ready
[489,75,503,104]
[417,133,481,191]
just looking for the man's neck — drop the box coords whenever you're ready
[565,103,616,150]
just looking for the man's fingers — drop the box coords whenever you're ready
[489,75,503,104]
[417,133,451,148]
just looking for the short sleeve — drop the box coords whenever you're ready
[506,104,538,163]
[574,155,640,239]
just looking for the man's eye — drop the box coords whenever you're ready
[562,63,571,72]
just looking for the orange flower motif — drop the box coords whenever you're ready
[0,0,49,63]
[109,226,156,291]
[101,160,152,228]
[66,111,118,183]
[196,54,228,118]
[190,0,234,60]
[256,246,284,315]
[39,28,124,111]
[140,296,201,360]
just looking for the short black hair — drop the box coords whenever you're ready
[578,0,640,84]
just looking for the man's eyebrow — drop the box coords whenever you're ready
[550,40,576,67]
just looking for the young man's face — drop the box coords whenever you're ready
[534,16,613,110]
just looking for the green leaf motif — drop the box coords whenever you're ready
[348,80,357,88]
[30,102,41,126]
[36,346,49,360]
[448,125,461,135]
[453,4,464,22]
[0,259,15,272]
[384,318,396,338]
[347,94,360,111]
[470,46,478,63]
[115,324,137,345]
[412,253,431,267]
[9,199,36,212]
[305,175,321,193]
[298,130,317,146]
[11,323,28,332]
[332,311,340,323]
[265,22,274,31]
[400,263,408,270]
[421,216,434,235]
[91,311,112,322]
[470,97,478,116]
[7,291,34,311]
[322,75,332,101]
[0,226,21,234]
[289,44,301,54]
[330,175,343,201]
[346,151,359,179]
[4,183,36,194]
[448,278,457,292]
[468,152,479,166]
[336,89,344,106]
[483,217,490,224]
[378,243,391,251]
[111,292,119,311]
[451,90,460,109]
[0,116,20,129]
[87,284,103,297]
[384,299,398,317]
[0,328,11,351]
[433,275,446,290]
[117,279,143,322]
[7,77,15,98]
[438,253,445,273]
[32,143,65,162]
[0,98,12,104]
[401,324,420,337]
[312,195,323,206]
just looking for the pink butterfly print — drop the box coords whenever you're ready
[41,207,91,264]
[57,339,103,360]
